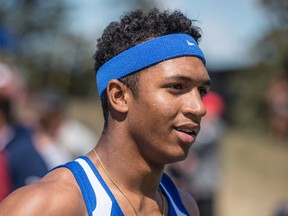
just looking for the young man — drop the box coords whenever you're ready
[0,8,211,215]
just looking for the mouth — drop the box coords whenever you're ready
[173,125,199,143]
[175,127,197,136]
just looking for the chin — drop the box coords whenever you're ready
[166,150,188,164]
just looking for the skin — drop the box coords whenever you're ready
[0,56,210,216]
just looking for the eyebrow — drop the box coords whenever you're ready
[165,75,212,87]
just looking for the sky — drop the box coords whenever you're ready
[67,0,271,71]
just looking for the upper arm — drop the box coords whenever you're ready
[0,169,86,216]
[0,184,52,216]
[178,188,200,216]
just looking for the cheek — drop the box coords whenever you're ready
[148,94,174,116]
[129,102,170,145]
[143,97,177,134]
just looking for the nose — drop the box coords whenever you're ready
[182,89,207,119]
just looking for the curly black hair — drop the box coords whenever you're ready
[93,8,202,128]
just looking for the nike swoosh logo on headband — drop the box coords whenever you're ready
[187,40,195,46]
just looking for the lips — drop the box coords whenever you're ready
[175,128,197,136]
[173,125,199,144]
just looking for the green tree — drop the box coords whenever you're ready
[228,0,288,129]
[0,0,93,95]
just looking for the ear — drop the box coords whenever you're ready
[106,79,129,113]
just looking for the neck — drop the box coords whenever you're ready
[92,136,164,193]
[90,145,166,216]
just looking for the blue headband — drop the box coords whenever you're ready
[96,33,206,96]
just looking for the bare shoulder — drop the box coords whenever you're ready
[178,187,200,216]
[0,168,86,216]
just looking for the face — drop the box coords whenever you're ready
[126,56,211,164]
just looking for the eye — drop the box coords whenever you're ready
[164,83,184,94]
[166,84,184,93]
[171,84,183,90]
[198,87,208,98]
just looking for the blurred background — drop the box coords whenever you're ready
[0,0,287,216]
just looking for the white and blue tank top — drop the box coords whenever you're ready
[58,156,190,216]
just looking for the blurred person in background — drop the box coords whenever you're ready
[54,100,99,160]
[274,202,288,216]
[32,89,74,170]
[0,145,11,200]
[0,62,48,201]
[32,89,98,169]
[266,72,288,142]
[0,95,12,201]
[0,62,33,127]
[168,91,226,216]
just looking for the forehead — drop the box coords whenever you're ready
[139,56,210,84]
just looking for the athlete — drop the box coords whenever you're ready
[0,8,211,216]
